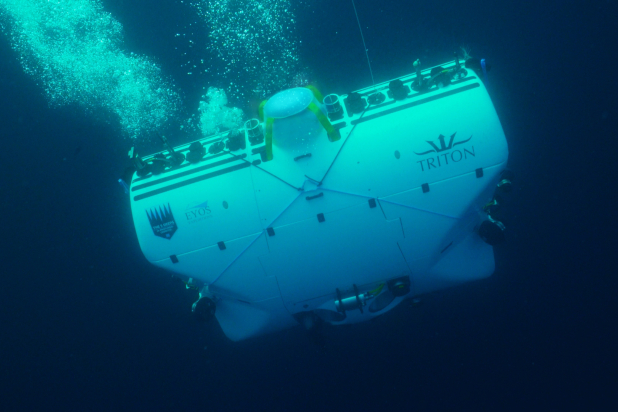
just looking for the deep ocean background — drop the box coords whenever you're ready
[1,0,617,410]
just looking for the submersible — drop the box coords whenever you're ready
[126,56,510,341]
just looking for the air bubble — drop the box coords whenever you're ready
[0,0,181,140]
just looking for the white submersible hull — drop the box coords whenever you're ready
[128,59,509,341]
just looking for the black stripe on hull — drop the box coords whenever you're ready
[133,161,250,201]
[351,83,480,126]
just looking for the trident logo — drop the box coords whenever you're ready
[414,133,472,155]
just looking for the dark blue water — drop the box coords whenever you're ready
[1,0,616,410]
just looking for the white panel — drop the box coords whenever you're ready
[410,232,495,295]
[152,232,277,303]
[381,163,505,220]
[260,202,409,312]
[249,165,301,228]
[388,206,458,259]
[210,233,281,302]
[132,163,262,262]
[271,187,367,228]
[215,297,297,342]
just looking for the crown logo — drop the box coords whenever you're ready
[414,133,472,155]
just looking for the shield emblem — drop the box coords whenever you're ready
[146,203,177,239]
